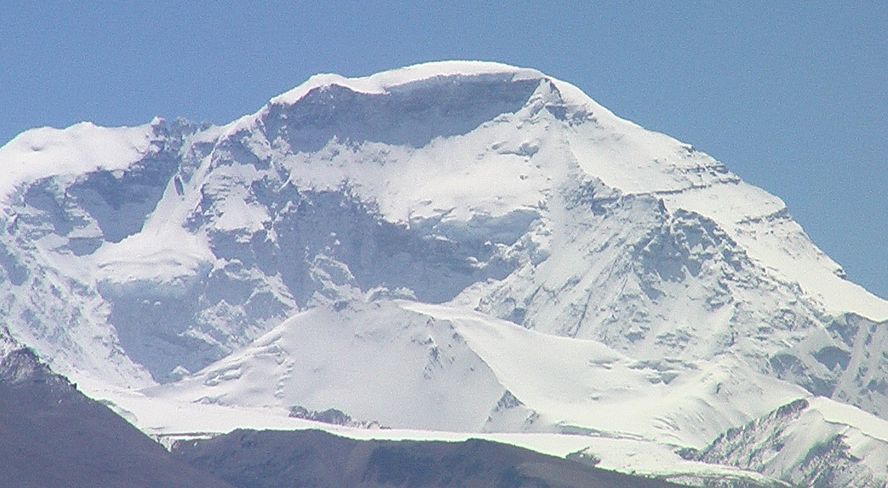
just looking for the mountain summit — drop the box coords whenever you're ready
[1,61,886,486]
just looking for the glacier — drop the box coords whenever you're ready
[1,61,886,486]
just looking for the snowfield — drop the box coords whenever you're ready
[1,61,886,486]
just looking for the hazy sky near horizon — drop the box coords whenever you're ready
[2,2,886,298]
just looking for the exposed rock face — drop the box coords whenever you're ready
[0,344,233,488]
[694,398,888,487]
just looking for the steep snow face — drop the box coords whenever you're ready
[0,119,214,386]
[0,61,886,422]
[562,100,888,322]
[0,121,160,204]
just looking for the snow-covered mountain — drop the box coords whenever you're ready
[1,61,886,486]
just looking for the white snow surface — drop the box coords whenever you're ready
[154,299,809,446]
[2,60,887,485]
[86,377,783,487]
[269,61,546,106]
[0,120,159,204]
[249,61,888,321]
[696,396,888,486]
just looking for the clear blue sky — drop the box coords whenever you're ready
[2,2,886,298]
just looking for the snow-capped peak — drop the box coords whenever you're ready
[269,61,546,106]
[215,61,619,140]
[2,60,887,486]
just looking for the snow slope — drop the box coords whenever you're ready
[0,121,159,204]
[88,378,783,487]
[696,397,888,486]
[153,299,809,446]
[1,61,886,486]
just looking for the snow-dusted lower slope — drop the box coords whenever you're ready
[1,61,886,485]
[89,380,785,487]
[695,397,888,487]
[0,337,235,488]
